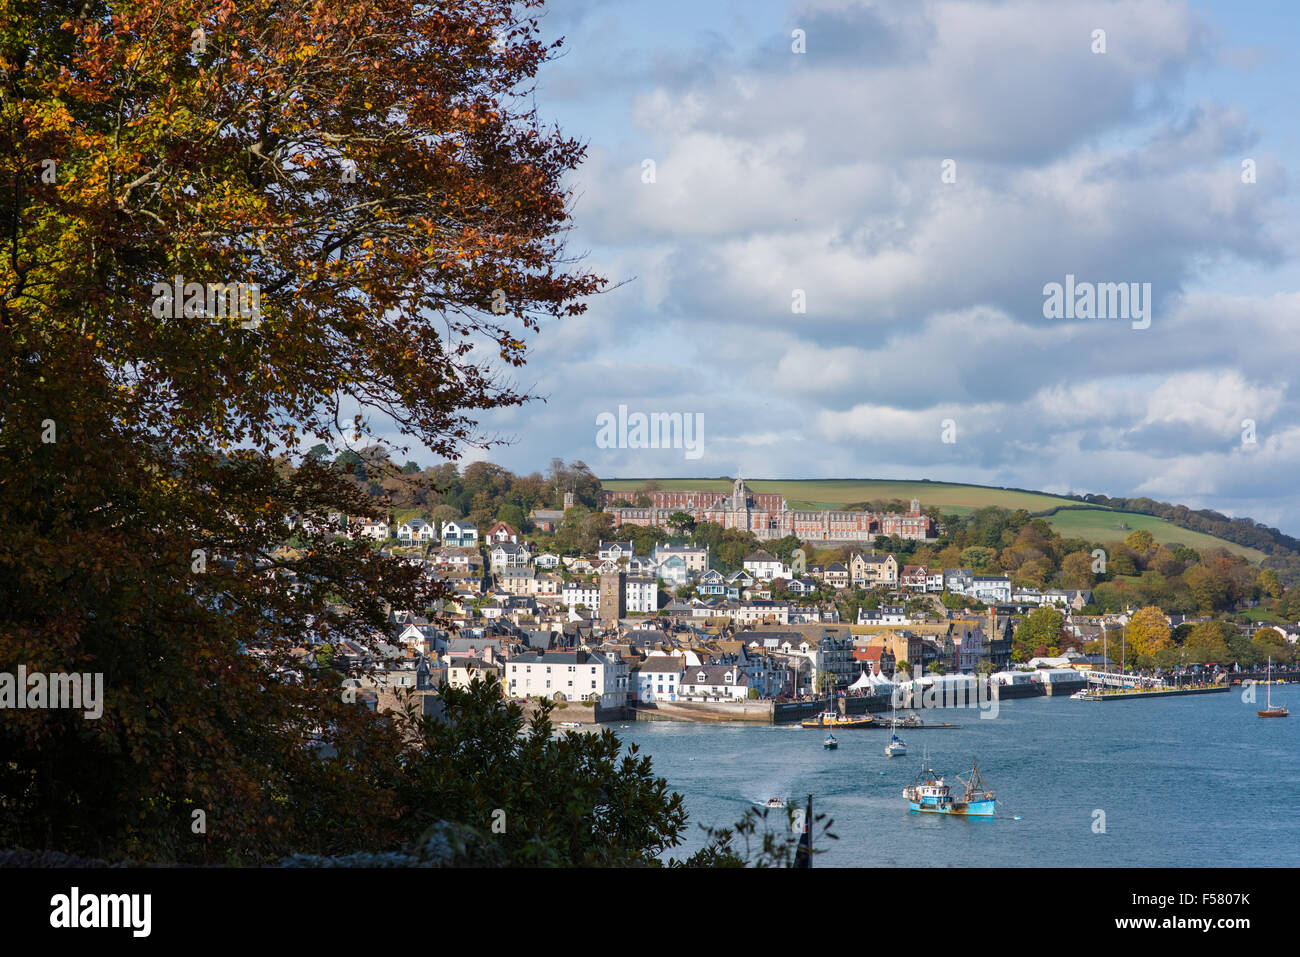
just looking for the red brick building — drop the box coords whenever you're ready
[604,478,936,543]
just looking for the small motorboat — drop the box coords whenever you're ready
[824,733,838,750]
[756,797,785,809]
[885,732,907,757]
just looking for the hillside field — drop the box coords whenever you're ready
[1038,508,1266,562]
[601,478,1078,513]
[599,478,1265,561]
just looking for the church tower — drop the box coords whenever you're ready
[732,476,749,531]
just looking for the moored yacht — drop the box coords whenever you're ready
[1259,656,1289,718]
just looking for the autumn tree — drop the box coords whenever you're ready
[1058,550,1097,589]
[1184,564,1230,612]
[1251,627,1293,665]
[1013,606,1064,657]
[0,0,625,863]
[1184,622,1232,665]
[1126,606,1173,664]
[1259,569,1283,600]
[1124,529,1156,555]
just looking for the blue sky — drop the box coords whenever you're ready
[398,0,1300,534]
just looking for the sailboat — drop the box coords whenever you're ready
[824,732,838,750]
[885,693,907,756]
[1258,656,1289,718]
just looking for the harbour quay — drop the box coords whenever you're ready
[1071,683,1231,702]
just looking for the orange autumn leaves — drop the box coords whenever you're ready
[0,0,604,862]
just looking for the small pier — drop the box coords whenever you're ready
[1073,673,1230,701]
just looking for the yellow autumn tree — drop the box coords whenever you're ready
[1126,606,1173,663]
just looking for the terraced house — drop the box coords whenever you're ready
[741,626,857,692]
[631,656,683,703]
[679,664,749,701]
[851,552,898,587]
[506,650,628,706]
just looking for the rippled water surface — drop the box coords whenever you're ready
[615,688,1300,867]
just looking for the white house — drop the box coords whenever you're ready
[506,650,628,704]
[651,543,710,576]
[1013,587,1045,605]
[433,546,477,569]
[625,575,659,614]
[633,655,683,703]
[397,518,436,542]
[857,604,908,625]
[1043,589,1093,610]
[678,664,749,701]
[944,568,975,593]
[969,577,1012,604]
[743,550,788,582]
[598,541,635,562]
[627,555,659,577]
[355,519,390,540]
[655,554,690,588]
[696,569,727,597]
[396,623,447,655]
[489,542,531,571]
[728,600,791,626]
[441,520,478,548]
[561,581,600,611]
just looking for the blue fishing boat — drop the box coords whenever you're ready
[903,757,995,816]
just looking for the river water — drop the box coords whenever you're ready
[616,686,1299,867]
